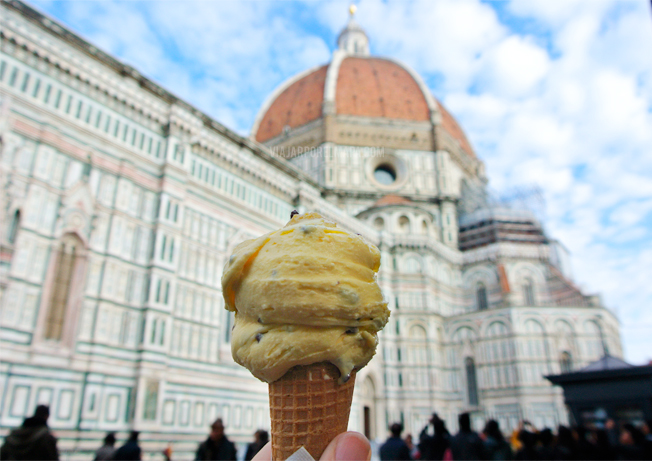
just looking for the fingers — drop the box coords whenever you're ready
[320,432,371,461]
[251,432,371,461]
[252,442,272,461]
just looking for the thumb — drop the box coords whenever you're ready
[319,432,371,461]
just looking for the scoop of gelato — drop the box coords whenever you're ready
[222,212,389,383]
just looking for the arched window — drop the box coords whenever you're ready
[421,220,428,234]
[485,322,513,388]
[523,320,546,357]
[361,376,376,439]
[373,216,384,230]
[404,256,421,274]
[476,283,488,311]
[408,325,427,365]
[143,380,159,421]
[8,210,20,244]
[523,319,549,383]
[584,320,605,358]
[523,278,535,305]
[45,233,85,341]
[398,215,410,233]
[465,357,479,406]
[560,351,572,373]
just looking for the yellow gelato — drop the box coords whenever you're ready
[222,212,389,383]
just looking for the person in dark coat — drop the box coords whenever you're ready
[482,419,513,460]
[535,428,555,461]
[574,425,597,460]
[244,429,268,461]
[515,429,539,460]
[94,432,117,461]
[554,425,577,460]
[450,413,484,461]
[642,420,652,460]
[616,424,646,460]
[196,418,237,461]
[419,414,450,461]
[380,423,412,461]
[594,429,616,461]
[113,431,142,460]
[0,404,59,460]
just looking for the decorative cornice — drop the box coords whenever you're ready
[462,241,551,265]
[1,1,320,193]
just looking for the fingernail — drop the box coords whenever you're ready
[334,432,371,461]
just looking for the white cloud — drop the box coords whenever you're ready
[478,35,550,97]
[317,0,506,91]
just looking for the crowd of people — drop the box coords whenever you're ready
[4,404,652,460]
[0,405,261,461]
[380,412,652,461]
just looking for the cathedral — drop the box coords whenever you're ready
[0,2,622,458]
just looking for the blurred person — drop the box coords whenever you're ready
[606,419,620,448]
[535,428,554,461]
[196,418,237,461]
[555,425,577,461]
[514,429,539,460]
[482,419,513,460]
[404,434,419,460]
[94,432,117,461]
[509,428,522,453]
[450,413,484,460]
[616,423,645,460]
[419,413,450,461]
[0,404,58,460]
[245,430,268,461]
[163,443,173,461]
[641,420,652,460]
[594,429,616,461]
[113,431,141,460]
[574,425,597,460]
[380,422,411,461]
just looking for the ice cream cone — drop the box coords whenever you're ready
[269,362,356,461]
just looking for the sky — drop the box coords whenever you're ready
[28,0,652,365]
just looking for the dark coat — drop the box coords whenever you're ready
[196,436,237,461]
[380,436,412,461]
[450,431,485,461]
[93,445,117,461]
[0,416,59,460]
[419,429,450,461]
[484,436,513,461]
[112,440,142,460]
[244,442,266,461]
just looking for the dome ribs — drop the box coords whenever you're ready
[336,57,429,121]
[255,65,328,142]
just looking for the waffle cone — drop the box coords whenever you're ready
[269,362,356,461]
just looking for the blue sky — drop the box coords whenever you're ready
[29,0,652,364]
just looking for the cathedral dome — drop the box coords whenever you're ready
[252,11,476,160]
[254,57,432,143]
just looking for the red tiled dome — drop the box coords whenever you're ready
[253,56,475,159]
[255,65,328,143]
[336,57,430,121]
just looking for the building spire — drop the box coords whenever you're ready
[337,4,369,56]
